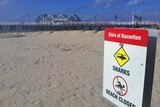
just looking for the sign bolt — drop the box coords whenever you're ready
[119,43,124,48]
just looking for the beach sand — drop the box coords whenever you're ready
[0,30,159,107]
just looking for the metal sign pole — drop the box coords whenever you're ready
[142,30,157,107]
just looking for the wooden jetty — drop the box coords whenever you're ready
[0,21,159,32]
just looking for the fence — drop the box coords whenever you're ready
[0,21,159,32]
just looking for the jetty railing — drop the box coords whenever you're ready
[0,21,159,32]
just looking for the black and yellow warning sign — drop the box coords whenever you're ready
[114,47,130,67]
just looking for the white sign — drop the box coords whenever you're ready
[103,28,157,107]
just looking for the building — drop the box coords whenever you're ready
[35,14,81,24]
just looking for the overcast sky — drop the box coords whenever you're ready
[0,0,159,22]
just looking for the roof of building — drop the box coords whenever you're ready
[36,13,81,22]
[69,14,81,21]
[51,14,58,18]
[58,14,68,19]
[35,16,44,22]
[40,14,48,19]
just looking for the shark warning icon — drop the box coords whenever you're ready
[114,44,130,67]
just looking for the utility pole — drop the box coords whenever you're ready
[132,11,135,26]
[114,15,118,22]
[94,15,98,22]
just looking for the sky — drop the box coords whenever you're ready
[0,0,159,22]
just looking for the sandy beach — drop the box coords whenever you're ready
[0,30,159,107]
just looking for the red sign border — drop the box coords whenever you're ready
[105,28,148,47]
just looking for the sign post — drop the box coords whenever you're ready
[103,28,157,107]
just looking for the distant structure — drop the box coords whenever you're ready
[132,11,142,25]
[134,15,142,22]
[35,14,81,24]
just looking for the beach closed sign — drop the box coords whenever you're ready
[103,28,157,107]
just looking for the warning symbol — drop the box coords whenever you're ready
[114,45,130,67]
[113,76,128,96]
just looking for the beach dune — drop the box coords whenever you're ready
[0,30,159,107]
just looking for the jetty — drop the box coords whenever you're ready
[0,21,159,32]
